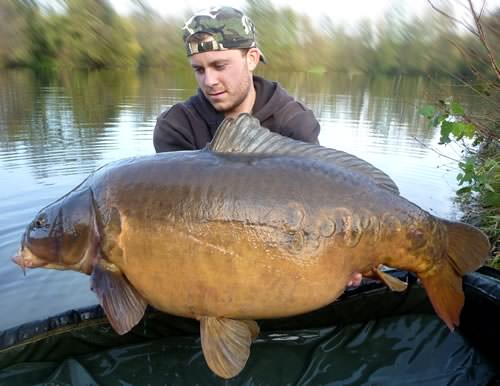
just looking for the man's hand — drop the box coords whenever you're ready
[347,272,362,287]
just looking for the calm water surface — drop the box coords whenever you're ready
[0,69,475,330]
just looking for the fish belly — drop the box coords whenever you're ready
[115,218,355,320]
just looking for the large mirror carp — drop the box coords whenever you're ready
[13,114,490,379]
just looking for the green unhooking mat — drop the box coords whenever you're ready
[1,269,499,385]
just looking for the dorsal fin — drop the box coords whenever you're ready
[207,114,400,195]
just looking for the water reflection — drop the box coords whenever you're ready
[0,69,473,178]
[0,68,476,329]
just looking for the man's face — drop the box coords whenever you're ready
[189,49,257,116]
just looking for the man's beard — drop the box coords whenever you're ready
[211,76,252,114]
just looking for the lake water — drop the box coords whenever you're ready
[0,69,474,330]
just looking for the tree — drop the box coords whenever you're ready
[59,0,140,69]
[129,0,185,69]
[0,1,33,67]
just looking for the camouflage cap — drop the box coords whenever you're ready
[182,6,266,63]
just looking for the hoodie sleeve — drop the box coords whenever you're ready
[153,104,197,153]
[278,101,321,144]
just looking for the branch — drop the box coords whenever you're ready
[412,136,461,162]
[427,0,478,36]
[445,37,490,80]
[468,0,500,80]
[447,68,493,104]
[463,114,498,140]
[468,115,499,124]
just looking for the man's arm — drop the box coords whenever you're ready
[153,106,197,152]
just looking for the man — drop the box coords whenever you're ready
[153,5,320,152]
[153,6,362,287]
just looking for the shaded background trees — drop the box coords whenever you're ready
[0,0,498,77]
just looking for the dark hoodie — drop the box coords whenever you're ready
[153,75,320,152]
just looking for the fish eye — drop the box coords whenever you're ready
[34,214,47,229]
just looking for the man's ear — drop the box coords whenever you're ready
[246,47,260,71]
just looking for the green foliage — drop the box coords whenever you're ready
[58,0,140,69]
[418,2,499,266]
[420,99,499,265]
[457,154,499,205]
[0,0,140,70]
[419,98,476,144]
[419,99,498,201]
[0,0,498,75]
[0,1,34,67]
[128,2,185,69]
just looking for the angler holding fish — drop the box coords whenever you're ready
[13,114,490,379]
[11,5,491,381]
[153,4,362,287]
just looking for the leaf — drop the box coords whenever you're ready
[419,105,436,119]
[451,121,466,139]
[440,120,454,144]
[483,192,500,207]
[431,112,447,130]
[451,102,464,116]
[457,158,476,185]
[463,123,476,138]
[457,186,472,194]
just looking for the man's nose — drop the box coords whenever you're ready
[203,69,218,87]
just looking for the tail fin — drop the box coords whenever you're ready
[443,220,490,275]
[419,263,464,331]
[420,220,490,331]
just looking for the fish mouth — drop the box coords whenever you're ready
[11,251,27,275]
[12,246,78,273]
[11,247,48,274]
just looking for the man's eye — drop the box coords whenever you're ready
[194,68,204,74]
[215,64,226,70]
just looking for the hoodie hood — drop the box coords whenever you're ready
[153,74,319,152]
[252,75,294,122]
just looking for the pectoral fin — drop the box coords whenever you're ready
[371,266,408,292]
[200,316,260,379]
[91,260,147,335]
